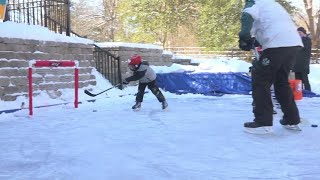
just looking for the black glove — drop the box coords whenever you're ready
[239,37,254,51]
[122,79,129,85]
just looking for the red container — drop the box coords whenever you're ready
[289,80,302,100]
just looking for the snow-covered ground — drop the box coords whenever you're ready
[1,62,320,180]
[1,22,320,180]
[0,89,319,179]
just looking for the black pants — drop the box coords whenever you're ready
[136,80,166,103]
[295,72,311,91]
[252,47,301,126]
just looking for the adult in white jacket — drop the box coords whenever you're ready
[238,0,303,134]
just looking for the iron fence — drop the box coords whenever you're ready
[94,45,123,89]
[6,0,71,36]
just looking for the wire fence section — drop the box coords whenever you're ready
[165,47,320,64]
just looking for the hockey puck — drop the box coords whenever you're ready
[92,110,97,112]
[311,124,318,127]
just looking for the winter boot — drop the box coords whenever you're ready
[132,102,141,110]
[244,121,273,134]
[161,101,168,110]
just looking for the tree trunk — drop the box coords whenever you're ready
[315,10,320,47]
[303,0,317,47]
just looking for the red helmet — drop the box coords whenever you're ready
[129,54,142,65]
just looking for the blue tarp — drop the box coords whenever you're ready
[156,72,252,96]
[156,72,320,97]
[303,90,320,98]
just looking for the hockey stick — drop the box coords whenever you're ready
[84,84,121,97]
[251,46,261,60]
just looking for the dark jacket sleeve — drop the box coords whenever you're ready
[238,0,255,40]
[303,37,312,74]
[293,37,312,73]
[302,37,312,59]
[125,69,147,82]
[239,12,254,40]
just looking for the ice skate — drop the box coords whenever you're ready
[282,125,302,131]
[244,122,273,134]
[161,101,168,110]
[132,102,141,111]
[280,119,301,131]
[273,109,277,114]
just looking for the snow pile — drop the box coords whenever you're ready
[152,57,251,74]
[309,64,320,93]
[0,21,93,44]
[95,42,163,49]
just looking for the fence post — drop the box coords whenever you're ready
[117,56,122,89]
[65,0,71,36]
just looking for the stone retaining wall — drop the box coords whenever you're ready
[0,37,96,101]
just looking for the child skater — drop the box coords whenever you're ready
[122,54,168,110]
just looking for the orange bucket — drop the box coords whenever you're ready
[289,80,302,100]
[0,4,6,21]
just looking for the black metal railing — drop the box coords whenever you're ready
[94,45,123,89]
[6,0,71,36]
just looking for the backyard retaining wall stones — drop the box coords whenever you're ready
[0,37,96,101]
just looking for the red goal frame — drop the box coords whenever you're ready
[28,60,79,115]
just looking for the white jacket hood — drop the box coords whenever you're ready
[243,0,303,50]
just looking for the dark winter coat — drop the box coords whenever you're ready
[293,36,312,74]
[125,61,156,84]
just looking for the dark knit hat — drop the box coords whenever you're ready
[297,27,307,34]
